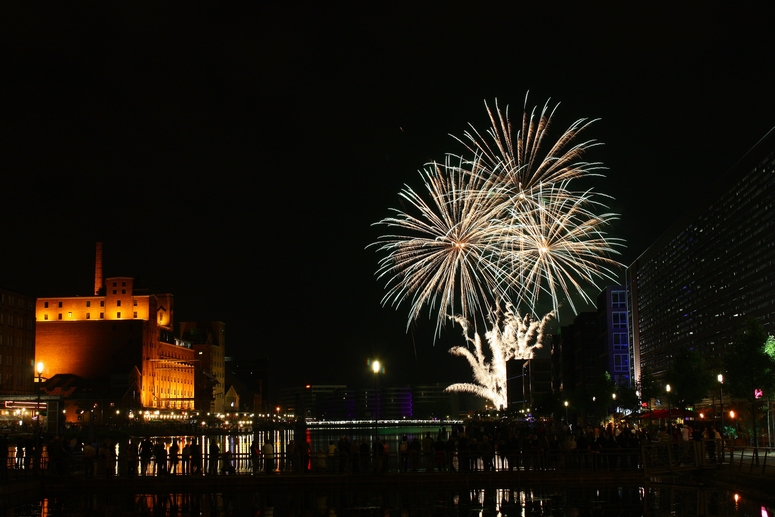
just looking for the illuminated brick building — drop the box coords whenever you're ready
[0,287,36,395]
[35,274,195,409]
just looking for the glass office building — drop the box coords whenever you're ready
[627,127,775,381]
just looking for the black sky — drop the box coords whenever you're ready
[3,4,775,399]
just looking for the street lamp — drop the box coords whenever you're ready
[718,374,725,461]
[665,384,672,435]
[612,393,617,421]
[370,360,383,444]
[35,361,46,473]
[35,362,45,434]
[564,401,569,427]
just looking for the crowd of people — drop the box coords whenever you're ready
[0,420,729,478]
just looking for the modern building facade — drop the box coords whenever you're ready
[597,286,630,387]
[0,287,36,395]
[627,127,775,382]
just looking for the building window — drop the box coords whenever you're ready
[112,282,116,287]
[100,301,104,307]
[134,312,138,318]
[117,312,121,319]
[122,282,126,286]
[614,354,629,372]
[611,290,626,309]
[133,300,138,306]
[58,302,62,308]
[612,311,627,329]
[117,300,121,307]
[86,301,91,307]
[112,290,116,294]
[57,313,62,320]
[100,313,104,319]
[122,290,126,294]
[613,332,628,350]
[86,313,91,319]
[67,312,72,318]
[44,302,49,308]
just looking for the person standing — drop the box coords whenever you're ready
[181,442,191,475]
[422,432,434,472]
[327,440,337,472]
[190,439,202,475]
[169,439,180,475]
[82,442,96,479]
[262,439,274,474]
[208,439,219,476]
[251,439,261,475]
[139,437,153,476]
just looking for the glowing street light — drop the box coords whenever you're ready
[665,384,672,434]
[369,359,384,447]
[718,374,725,461]
[564,400,569,426]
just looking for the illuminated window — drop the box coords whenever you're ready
[612,312,627,329]
[67,312,72,318]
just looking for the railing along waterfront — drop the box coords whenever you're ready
[8,440,775,479]
[4,447,648,478]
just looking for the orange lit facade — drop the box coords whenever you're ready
[35,277,195,409]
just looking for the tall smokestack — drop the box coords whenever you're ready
[94,242,103,295]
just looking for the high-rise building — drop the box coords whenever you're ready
[627,128,775,381]
[0,288,36,395]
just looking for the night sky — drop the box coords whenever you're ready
[3,4,775,399]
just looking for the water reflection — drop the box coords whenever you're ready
[10,485,772,516]
[5,426,451,476]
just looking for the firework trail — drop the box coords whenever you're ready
[372,97,624,407]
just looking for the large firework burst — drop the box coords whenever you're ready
[372,155,504,336]
[372,97,624,408]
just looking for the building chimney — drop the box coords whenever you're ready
[94,242,103,295]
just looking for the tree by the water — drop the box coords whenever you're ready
[664,346,714,409]
[724,317,775,457]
